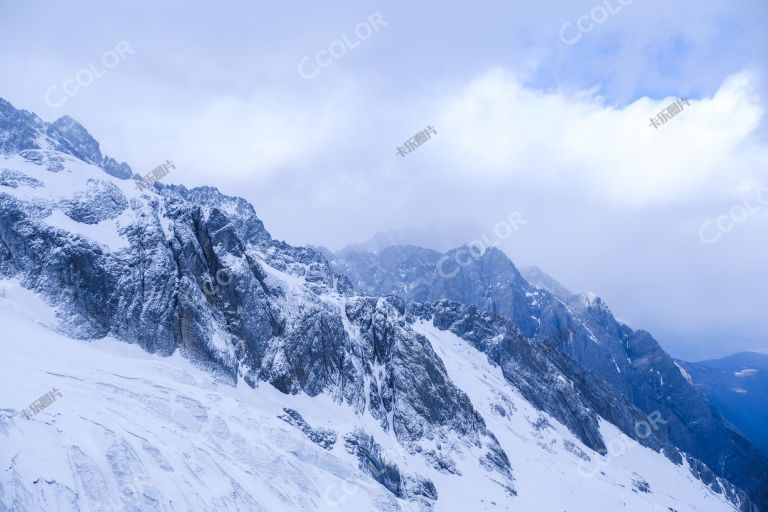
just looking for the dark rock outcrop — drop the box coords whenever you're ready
[334,245,768,511]
[344,429,438,505]
[278,408,337,450]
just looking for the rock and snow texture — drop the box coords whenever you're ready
[413,321,742,512]
[332,247,768,511]
[0,291,416,511]
[0,97,760,511]
[0,284,740,512]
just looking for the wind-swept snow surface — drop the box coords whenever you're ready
[0,98,755,511]
[0,290,737,511]
[413,321,739,512]
[0,292,417,511]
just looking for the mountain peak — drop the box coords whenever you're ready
[520,265,574,299]
[0,96,132,179]
[3,97,766,512]
[0,97,44,154]
[46,115,103,165]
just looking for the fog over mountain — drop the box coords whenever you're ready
[1,97,767,511]
[2,1,768,360]
[2,1,767,510]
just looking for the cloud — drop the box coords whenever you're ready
[163,95,345,181]
[433,68,766,207]
[2,0,767,358]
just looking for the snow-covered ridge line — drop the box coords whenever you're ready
[331,243,768,511]
[0,284,740,512]
[0,96,760,511]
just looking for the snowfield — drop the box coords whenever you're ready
[0,105,752,510]
[0,283,416,511]
[414,321,739,512]
[0,283,737,511]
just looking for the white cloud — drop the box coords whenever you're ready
[433,69,766,207]
[107,91,353,185]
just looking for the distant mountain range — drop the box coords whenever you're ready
[679,352,768,456]
[329,244,768,510]
[1,96,766,511]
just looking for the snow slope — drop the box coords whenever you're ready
[0,283,416,511]
[0,98,754,511]
[0,284,738,511]
[414,321,739,512]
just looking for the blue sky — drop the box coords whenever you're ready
[1,0,767,360]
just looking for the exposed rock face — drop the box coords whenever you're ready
[409,300,649,456]
[0,98,133,179]
[0,99,517,506]
[0,96,762,511]
[0,168,43,189]
[0,98,42,154]
[59,179,128,224]
[278,408,338,450]
[409,300,759,510]
[344,429,438,506]
[46,116,104,167]
[333,245,442,304]
[3,184,508,466]
[333,245,768,511]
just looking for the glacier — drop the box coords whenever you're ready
[0,96,764,511]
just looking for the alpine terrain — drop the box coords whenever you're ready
[1,97,766,511]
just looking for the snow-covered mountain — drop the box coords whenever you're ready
[330,246,768,510]
[0,97,763,511]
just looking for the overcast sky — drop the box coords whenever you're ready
[2,0,767,360]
